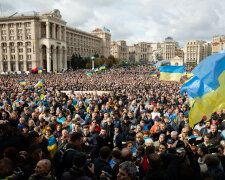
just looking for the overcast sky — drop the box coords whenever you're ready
[1,0,225,47]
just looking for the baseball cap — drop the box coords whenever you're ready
[167,139,175,144]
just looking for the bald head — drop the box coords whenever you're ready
[34,159,51,175]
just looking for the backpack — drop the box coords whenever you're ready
[53,144,76,178]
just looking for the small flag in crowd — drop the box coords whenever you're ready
[99,64,106,70]
[86,71,93,77]
[151,72,157,77]
[38,67,42,74]
[19,79,26,85]
[94,68,99,72]
[34,79,44,87]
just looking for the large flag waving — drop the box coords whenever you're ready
[159,65,185,82]
[34,79,44,87]
[180,49,225,127]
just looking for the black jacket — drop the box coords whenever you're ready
[61,168,93,180]
[96,134,111,150]
[209,131,222,146]
[113,132,126,150]
[94,158,113,178]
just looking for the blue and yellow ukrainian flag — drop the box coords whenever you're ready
[159,65,185,82]
[94,68,99,72]
[99,64,106,70]
[34,79,44,87]
[151,72,157,77]
[38,67,42,74]
[47,135,57,159]
[19,79,26,85]
[180,49,225,127]
[86,71,93,77]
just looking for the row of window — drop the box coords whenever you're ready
[2,62,32,72]
[1,35,32,41]
[1,42,32,47]
[0,22,31,28]
[2,54,32,60]
[1,29,31,34]
[2,48,32,53]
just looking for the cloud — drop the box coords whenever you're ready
[1,0,225,47]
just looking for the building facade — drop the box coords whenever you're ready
[128,42,152,63]
[161,37,177,60]
[184,40,211,64]
[211,35,225,54]
[0,9,111,72]
[110,40,129,60]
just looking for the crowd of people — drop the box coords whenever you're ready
[0,65,225,180]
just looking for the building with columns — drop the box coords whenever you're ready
[161,37,177,60]
[128,42,153,63]
[183,40,211,65]
[110,40,129,60]
[0,9,111,72]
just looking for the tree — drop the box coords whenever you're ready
[71,54,76,70]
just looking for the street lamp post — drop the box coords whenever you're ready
[91,56,95,70]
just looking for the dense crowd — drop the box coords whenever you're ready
[0,66,225,180]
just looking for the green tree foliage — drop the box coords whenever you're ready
[70,54,119,70]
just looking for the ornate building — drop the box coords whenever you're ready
[161,37,177,60]
[0,9,111,72]
[183,40,211,65]
[110,40,129,60]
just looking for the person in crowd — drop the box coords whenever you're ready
[0,66,225,180]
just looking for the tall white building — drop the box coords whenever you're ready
[184,40,211,64]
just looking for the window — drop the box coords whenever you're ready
[9,23,14,28]
[27,62,32,71]
[25,35,31,39]
[19,62,23,71]
[2,24,6,28]
[26,42,31,46]
[3,49,7,53]
[18,29,22,34]
[10,30,14,34]
[26,29,31,34]
[9,36,14,40]
[3,62,8,72]
[1,36,6,41]
[11,55,15,60]
[18,48,23,53]
[17,23,22,27]
[19,55,23,60]
[2,30,6,34]
[11,49,15,53]
[9,42,14,46]
[3,55,7,60]
[26,48,31,53]
[18,42,23,46]
[25,22,31,27]
[27,55,31,60]
[17,36,22,40]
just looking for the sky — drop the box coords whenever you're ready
[1,0,225,47]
